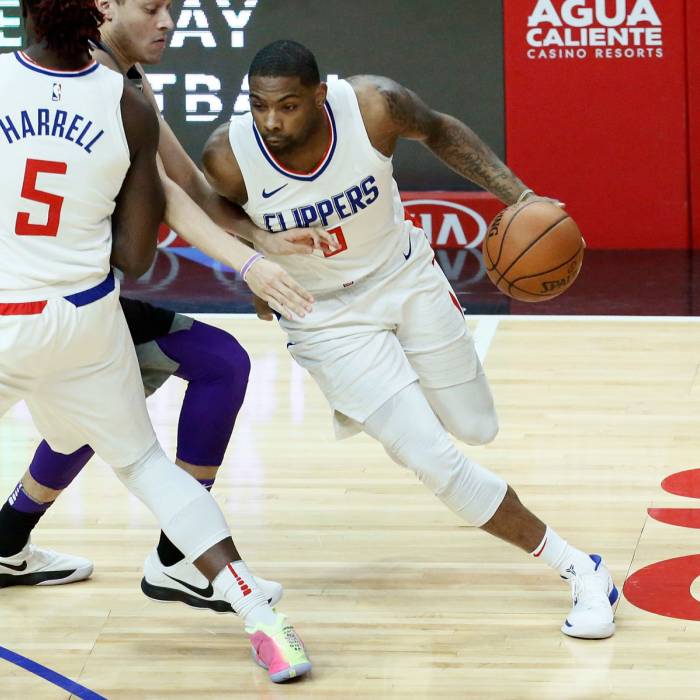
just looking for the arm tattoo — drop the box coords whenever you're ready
[365,75,527,204]
[381,82,435,136]
[428,117,526,205]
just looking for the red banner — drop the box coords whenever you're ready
[688,0,700,248]
[503,0,689,249]
[400,191,503,249]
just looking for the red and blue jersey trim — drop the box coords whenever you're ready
[252,102,337,182]
[15,51,99,78]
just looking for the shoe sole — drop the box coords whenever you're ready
[141,577,234,613]
[252,649,312,683]
[0,564,93,588]
[140,577,279,614]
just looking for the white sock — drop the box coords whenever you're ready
[212,560,277,626]
[530,526,595,578]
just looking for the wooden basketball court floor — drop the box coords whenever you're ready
[1,314,700,699]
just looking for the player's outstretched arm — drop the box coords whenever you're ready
[111,80,164,279]
[156,167,313,320]
[202,124,338,256]
[350,75,532,206]
[136,70,263,237]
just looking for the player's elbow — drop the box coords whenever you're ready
[423,112,456,150]
[121,256,154,280]
[111,250,154,280]
[111,236,157,280]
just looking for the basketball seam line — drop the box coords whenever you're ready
[507,251,583,298]
[495,214,571,286]
[491,199,541,270]
[508,244,584,290]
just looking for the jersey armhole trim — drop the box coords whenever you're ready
[228,117,253,207]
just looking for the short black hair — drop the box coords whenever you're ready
[249,40,320,86]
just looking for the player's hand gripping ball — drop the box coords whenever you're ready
[483,200,585,302]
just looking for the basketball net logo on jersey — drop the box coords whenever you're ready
[526,0,663,60]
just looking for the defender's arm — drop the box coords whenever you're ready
[111,81,164,279]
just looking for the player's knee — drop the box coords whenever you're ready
[450,410,499,446]
[389,430,455,488]
[174,321,251,391]
[386,431,505,526]
[211,330,251,392]
[220,331,250,389]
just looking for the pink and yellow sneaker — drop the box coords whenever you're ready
[247,613,312,683]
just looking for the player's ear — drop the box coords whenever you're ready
[97,0,114,22]
[315,83,328,109]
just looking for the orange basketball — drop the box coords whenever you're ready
[483,201,585,302]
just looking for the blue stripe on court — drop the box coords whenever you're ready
[0,646,106,699]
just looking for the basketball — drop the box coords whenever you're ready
[483,201,585,302]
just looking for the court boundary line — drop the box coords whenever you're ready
[0,646,106,699]
[474,318,500,362]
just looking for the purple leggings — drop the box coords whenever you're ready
[26,320,250,495]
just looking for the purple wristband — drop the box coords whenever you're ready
[241,252,264,281]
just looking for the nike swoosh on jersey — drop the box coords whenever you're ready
[164,572,214,598]
[403,236,412,260]
[0,560,28,572]
[262,184,288,199]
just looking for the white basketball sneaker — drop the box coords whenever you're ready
[561,554,618,639]
[141,550,283,614]
[0,540,93,588]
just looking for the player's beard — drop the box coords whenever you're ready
[264,111,326,158]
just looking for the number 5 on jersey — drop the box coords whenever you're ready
[15,158,67,237]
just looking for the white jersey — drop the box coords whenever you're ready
[0,51,129,302]
[229,79,410,296]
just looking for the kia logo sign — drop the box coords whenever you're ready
[402,199,487,249]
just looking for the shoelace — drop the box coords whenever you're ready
[571,572,609,609]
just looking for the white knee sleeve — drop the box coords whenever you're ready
[113,441,230,562]
[423,363,499,446]
[363,383,507,526]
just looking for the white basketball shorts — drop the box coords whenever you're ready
[0,275,156,466]
[281,227,479,438]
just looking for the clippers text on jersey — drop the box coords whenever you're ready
[262,175,379,232]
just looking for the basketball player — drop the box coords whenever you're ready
[0,3,310,682]
[202,40,619,640]
[0,0,325,614]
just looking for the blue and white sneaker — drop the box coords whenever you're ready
[561,554,618,639]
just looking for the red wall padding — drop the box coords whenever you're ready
[687,0,700,248]
[503,0,689,249]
